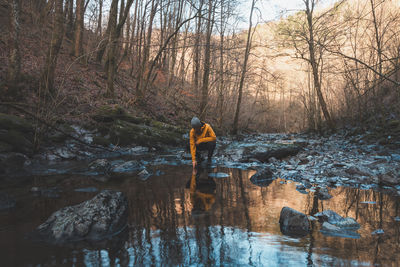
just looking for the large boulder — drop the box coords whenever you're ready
[250,168,274,187]
[32,190,128,244]
[279,207,310,236]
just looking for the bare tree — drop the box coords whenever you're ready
[7,0,21,87]
[232,0,256,134]
[39,0,64,95]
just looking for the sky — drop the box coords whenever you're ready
[238,0,339,28]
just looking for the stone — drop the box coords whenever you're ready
[0,192,16,211]
[0,130,33,154]
[379,173,398,185]
[32,190,128,244]
[250,167,274,187]
[251,145,302,162]
[279,207,310,236]
[89,159,111,174]
[345,166,371,177]
[138,169,151,180]
[111,160,144,173]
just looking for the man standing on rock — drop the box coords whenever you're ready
[190,117,216,169]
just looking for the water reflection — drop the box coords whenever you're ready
[0,166,399,266]
[187,167,216,213]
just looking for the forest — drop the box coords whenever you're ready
[1,0,399,136]
[1,0,400,266]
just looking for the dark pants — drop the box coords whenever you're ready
[196,141,216,162]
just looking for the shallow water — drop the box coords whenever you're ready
[1,165,399,266]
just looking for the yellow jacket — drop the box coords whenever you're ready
[190,123,216,162]
[189,172,215,212]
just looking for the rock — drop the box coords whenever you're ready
[345,166,371,177]
[111,160,144,173]
[316,187,332,200]
[0,130,33,154]
[251,145,302,162]
[314,210,360,229]
[392,154,400,162]
[32,190,128,244]
[0,113,34,133]
[320,222,361,239]
[250,167,274,187]
[89,159,111,174]
[55,148,76,160]
[138,169,151,180]
[379,172,398,185]
[0,192,16,211]
[0,152,29,174]
[279,207,310,236]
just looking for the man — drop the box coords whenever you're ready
[190,116,216,169]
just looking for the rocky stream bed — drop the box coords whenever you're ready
[0,111,399,265]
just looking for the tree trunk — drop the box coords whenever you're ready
[65,0,74,38]
[232,0,255,134]
[305,0,335,130]
[105,0,134,97]
[7,0,21,87]
[193,0,203,100]
[199,0,215,120]
[40,0,64,95]
[73,0,84,58]
[96,0,103,36]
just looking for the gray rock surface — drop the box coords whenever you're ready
[279,207,310,236]
[89,159,111,174]
[33,190,128,244]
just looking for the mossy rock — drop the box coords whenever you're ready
[108,120,184,147]
[92,105,147,124]
[0,130,33,154]
[47,124,77,143]
[92,136,112,147]
[0,113,34,133]
[149,120,186,135]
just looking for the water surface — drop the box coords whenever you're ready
[1,165,399,266]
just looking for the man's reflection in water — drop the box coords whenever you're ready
[187,167,216,213]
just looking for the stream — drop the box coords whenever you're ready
[0,133,399,266]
